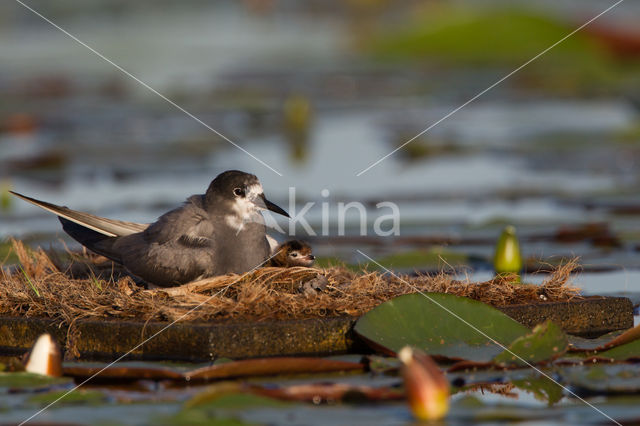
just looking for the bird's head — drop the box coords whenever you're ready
[205,171,289,226]
[279,240,315,267]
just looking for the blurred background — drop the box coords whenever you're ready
[1,0,640,293]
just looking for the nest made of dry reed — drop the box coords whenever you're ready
[0,239,582,325]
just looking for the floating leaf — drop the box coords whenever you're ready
[568,330,625,352]
[186,382,287,409]
[493,321,568,367]
[28,389,107,406]
[186,357,363,380]
[562,364,640,396]
[354,293,530,362]
[596,323,640,351]
[172,385,280,425]
[0,372,71,391]
[375,248,469,270]
[512,375,564,405]
[63,363,185,381]
[364,355,401,373]
[63,357,363,383]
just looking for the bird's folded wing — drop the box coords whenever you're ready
[10,191,148,237]
[178,234,212,247]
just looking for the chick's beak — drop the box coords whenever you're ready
[257,193,290,218]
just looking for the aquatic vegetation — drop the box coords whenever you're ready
[0,372,71,391]
[356,292,640,365]
[493,321,568,367]
[27,389,106,407]
[63,357,363,382]
[354,293,530,361]
[366,7,619,93]
[374,247,469,270]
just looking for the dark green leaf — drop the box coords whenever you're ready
[354,293,530,361]
[493,321,568,366]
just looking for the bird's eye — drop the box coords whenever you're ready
[290,252,298,257]
[233,188,245,197]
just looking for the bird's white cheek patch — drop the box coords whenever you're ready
[226,183,265,231]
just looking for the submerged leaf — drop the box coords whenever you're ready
[493,321,568,367]
[354,293,530,362]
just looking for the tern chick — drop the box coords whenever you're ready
[269,240,315,267]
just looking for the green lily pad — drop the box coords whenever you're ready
[186,382,288,409]
[166,385,286,425]
[354,293,530,361]
[493,321,568,367]
[512,375,564,405]
[374,248,469,269]
[28,389,107,406]
[0,372,72,391]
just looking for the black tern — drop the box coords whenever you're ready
[11,170,290,287]
[269,240,315,267]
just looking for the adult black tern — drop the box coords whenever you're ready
[11,170,290,287]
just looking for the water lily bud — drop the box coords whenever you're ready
[398,346,449,421]
[25,333,63,377]
[494,225,523,276]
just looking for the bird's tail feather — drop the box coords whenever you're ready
[59,217,122,263]
[9,191,148,237]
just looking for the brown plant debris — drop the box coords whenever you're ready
[0,239,582,325]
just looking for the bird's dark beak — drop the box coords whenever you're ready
[259,194,290,218]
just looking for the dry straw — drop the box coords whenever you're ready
[0,239,581,325]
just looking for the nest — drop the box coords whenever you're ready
[0,239,582,325]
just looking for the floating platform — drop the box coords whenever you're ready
[0,297,632,362]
